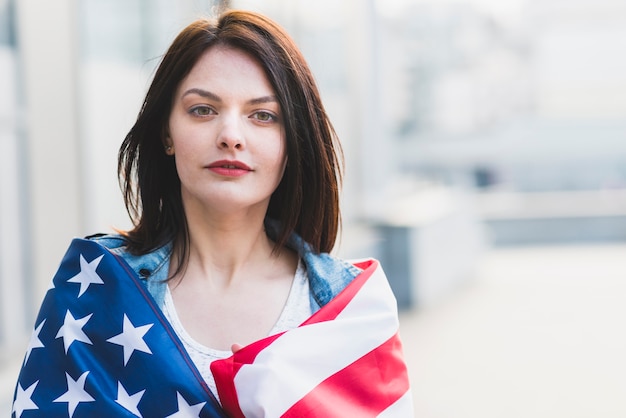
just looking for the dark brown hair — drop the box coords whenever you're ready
[118,10,342,267]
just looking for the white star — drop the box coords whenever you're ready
[115,381,145,417]
[12,381,39,417]
[67,254,104,297]
[165,392,206,417]
[106,314,153,365]
[24,319,46,365]
[55,310,93,353]
[53,371,95,418]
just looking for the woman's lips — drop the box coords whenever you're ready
[206,160,252,177]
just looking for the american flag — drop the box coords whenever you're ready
[12,239,225,417]
[13,239,413,417]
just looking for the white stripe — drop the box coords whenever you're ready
[234,264,399,417]
[376,390,415,418]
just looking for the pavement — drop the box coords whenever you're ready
[3,244,625,416]
[399,243,626,418]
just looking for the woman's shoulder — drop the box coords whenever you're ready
[83,233,171,273]
[85,233,128,251]
[83,233,171,305]
[303,250,365,308]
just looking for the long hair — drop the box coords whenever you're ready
[118,10,342,269]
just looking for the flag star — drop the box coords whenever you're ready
[165,392,206,418]
[24,319,46,365]
[67,254,104,297]
[12,381,39,417]
[53,371,95,418]
[107,314,153,365]
[55,310,93,353]
[116,382,145,417]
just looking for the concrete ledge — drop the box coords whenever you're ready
[369,188,487,309]
[485,216,626,245]
[477,190,626,245]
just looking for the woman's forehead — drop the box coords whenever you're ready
[177,46,276,99]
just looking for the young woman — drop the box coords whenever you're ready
[13,10,413,417]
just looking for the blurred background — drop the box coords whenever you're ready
[1,0,625,416]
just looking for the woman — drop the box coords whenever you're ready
[13,10,413,417]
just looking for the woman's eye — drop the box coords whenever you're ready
[252,111,277,122]
[190,106,214,117]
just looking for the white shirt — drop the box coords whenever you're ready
[162,260,312,403]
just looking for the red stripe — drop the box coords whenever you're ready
[211,333,283,417]
[281,333,410,417]
[300,259,377,325]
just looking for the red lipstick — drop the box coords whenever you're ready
[206,160,252,177]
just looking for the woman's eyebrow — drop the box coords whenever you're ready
[247,95,278,105]
[181,88,277,106]
[181,88,221,101]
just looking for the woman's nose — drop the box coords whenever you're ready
[217,115,245,150]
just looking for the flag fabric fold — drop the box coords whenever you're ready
[211,259,414,417]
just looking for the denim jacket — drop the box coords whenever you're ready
[88,225,362,312]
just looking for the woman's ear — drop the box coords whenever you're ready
[164,134,175,155]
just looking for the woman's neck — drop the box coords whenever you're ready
[172,204,282,289]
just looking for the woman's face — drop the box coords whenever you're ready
[167,46,286,217]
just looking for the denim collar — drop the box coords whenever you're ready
[90,223,360,312]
